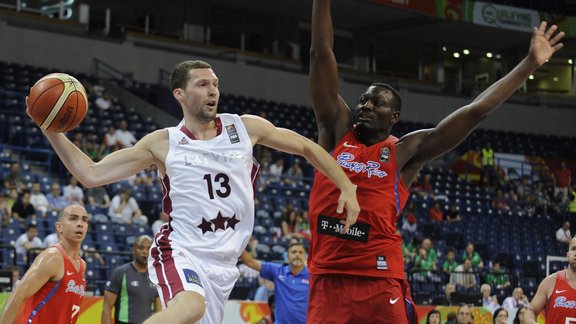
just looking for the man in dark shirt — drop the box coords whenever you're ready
[102,235,160,324]
[11,190,36,224]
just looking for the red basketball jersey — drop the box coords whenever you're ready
[19,244,86,324]
[545,270,576,323]
[308,130,409,279]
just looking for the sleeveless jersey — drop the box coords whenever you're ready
[19,244,86,324]
[545,270,576,323]
[159,113,258,264]
[308,130,409,279]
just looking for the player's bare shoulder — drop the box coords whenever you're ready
[539,272,559,297]
[33,246,66,280]
[139,129,169,161]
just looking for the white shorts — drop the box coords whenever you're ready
[148,233,239,324]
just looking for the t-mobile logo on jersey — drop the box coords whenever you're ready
[317,215,369,242]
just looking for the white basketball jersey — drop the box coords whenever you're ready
[160,113,258,263]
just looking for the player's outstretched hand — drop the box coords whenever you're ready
[337,185,360,234]
[529,22,564,67]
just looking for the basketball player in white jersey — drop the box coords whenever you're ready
[30,60,360,323]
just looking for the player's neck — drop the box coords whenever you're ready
[183,118,218,140]
[59,240,81,259]
[567,267,576,283]
[355,128,390,146]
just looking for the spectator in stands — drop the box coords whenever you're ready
[285,159,304,185]
[462,242,484,268]
[446,203,462,223]
[86,185,111,215]
[485,260,511,289]
[401,210,417,235]
[421,238,438,264]
[254,278,275,302]
[151,211,169,235]
[63,176,84,206]
[46,183,67,212]
[493,308,509,324]
[42,231,58,248]
[450,259,477,291]
[502,287,529,309]
[512,305,528,324]
[29,182,49,217]
[102,235,160,324]
[516,176,531,201]
[443,250,459,281]
[99,126,119,157]
[2,163,25,192]
[455,304,473,324]
[428,201,443,223]
[11,190,36,224]
[14,224,43,263]
[108,188,147,225]
[413,247,438,282]
[131,165,157,187]
[114,120,137,148]
[401,232,416,265]
[281,206,298,237]
[555,221,572,245]
[240,242,309,324]
[412,173,434,199]
[481,283,500,312]
[434,283,455,306]
[294,212,311,242]
[492,188,510,212]
[95,91,114,110]
[268,157,284,183]
[553,161,572,203]
[81,131,100,161]
[425,309,441,324]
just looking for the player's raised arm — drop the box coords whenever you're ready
[400,22,564,165]
[243,114,359,233]
[0,249,62,324]
[310,0,353,151]
[39,128,163,188]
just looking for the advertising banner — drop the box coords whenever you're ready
[472,1,539,32]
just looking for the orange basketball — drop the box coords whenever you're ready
[28,73,88,132]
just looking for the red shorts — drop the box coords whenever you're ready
[307,273,417,324]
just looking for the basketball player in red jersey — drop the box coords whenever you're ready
[0,205,89,324]
[525,236,576,324]
[308,0,565,322]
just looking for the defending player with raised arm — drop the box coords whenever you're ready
[28,60,359,323]
[308,0,564,322]
[525,236,576,324]
[0,205,89,324]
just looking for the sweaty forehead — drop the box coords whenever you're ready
[188,68,218,82]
